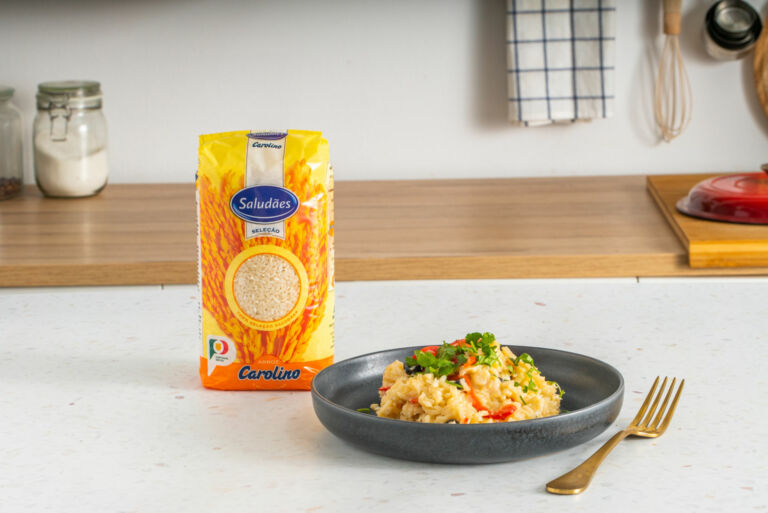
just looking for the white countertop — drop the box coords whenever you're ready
[1,278,766,512]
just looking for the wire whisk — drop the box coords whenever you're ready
[654,0,692,142]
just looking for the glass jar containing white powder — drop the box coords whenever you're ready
[33,81,109,198]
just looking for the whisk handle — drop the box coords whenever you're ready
[663,0,682,35]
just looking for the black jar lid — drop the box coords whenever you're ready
[38,80,101,98]
[37,81,102,110]
[706,0,762,51]
[0,85,14,101]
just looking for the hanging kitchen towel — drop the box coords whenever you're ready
[507,0,616,126]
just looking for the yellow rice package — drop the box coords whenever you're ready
[196,130,334,390]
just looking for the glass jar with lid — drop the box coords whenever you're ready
[0,85,23,200]
[33,80,109,198]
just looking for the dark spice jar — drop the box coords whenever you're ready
[704,0,763,60]
[0,85,23,200]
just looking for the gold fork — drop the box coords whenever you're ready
[546,376,685,495]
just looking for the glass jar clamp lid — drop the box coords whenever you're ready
[36,80,103,141]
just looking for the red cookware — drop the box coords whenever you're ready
[676,165,768,224]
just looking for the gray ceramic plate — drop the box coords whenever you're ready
[311,345,624,464]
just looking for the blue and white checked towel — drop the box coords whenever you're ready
[507,0,616,126]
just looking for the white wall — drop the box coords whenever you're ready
[2,0,766,184]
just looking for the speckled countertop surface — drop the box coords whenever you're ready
[1,278,766,512]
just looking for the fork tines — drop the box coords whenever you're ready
[632,376,685,433]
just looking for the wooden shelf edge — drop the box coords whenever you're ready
[335,255,768,281]
[4,254,768,287]
[0,262,197,288]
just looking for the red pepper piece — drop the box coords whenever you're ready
[461,376,487,412]
[378,386,390,392]
[448,356,477,379]
[486,403,517,421]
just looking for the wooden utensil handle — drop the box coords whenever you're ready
[754,15,768,121]
[663,0,682,35]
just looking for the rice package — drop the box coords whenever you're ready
[196,130,334,390]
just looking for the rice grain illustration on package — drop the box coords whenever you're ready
[196,130,334,390]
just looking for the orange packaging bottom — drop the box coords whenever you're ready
[199,354,333,390]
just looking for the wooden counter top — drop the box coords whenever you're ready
[1,176,766,287]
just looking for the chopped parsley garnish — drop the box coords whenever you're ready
[513,353,537,371]
[547,380,565,397]
[522,378,538,393]
[509,353,541,393]
[356,407,371,413]
[464,332,498,366]
[404,332,500,377]
[399,333,567,414]
[405,346,457,377]
[402,332,565,401]
[465,332,482,351]
[522,368,539,393]
[475,339,499,367]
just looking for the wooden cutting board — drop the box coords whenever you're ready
[647,174,768,268]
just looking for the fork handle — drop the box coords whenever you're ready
[546,430,629,495]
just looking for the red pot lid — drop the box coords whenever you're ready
[676,166,768,224]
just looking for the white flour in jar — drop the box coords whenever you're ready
[34,143,109,197]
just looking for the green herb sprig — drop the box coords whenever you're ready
[547,380,565,397]
[404,332,500,377]
[405,348,457,377]
[513,353,537,370]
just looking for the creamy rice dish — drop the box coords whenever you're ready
[370,332,563,424]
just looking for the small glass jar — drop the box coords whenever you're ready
[33,80,109,198]
[0,85,24,200]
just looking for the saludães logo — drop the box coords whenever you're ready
[230,185,300,224]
